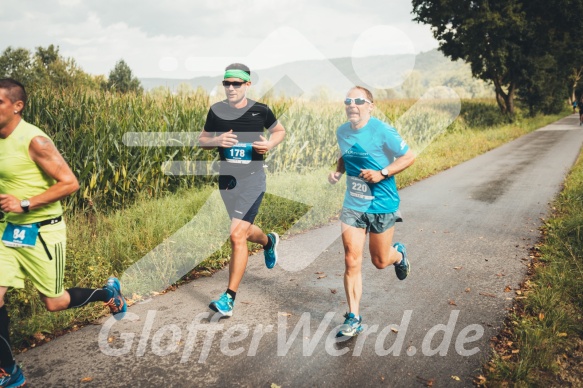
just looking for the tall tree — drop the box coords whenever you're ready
[107,59,143,94]
[413,0,583,116]
[0,47,33,81]
[515,0,583,114]
[412,0,530,115]
[1,45,98,89]
[525,0,583,110]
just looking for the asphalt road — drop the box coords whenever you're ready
[15,114,583,387]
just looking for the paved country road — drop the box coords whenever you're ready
[16,114,583,387]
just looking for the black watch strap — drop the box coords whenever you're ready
[20,199,30,213]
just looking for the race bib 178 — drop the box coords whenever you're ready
[224,143,253,164]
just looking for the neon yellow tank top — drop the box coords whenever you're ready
[0,120,63,224]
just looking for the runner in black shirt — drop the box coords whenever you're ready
[199,63,286,317]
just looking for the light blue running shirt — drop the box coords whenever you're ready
[337,117,409,213]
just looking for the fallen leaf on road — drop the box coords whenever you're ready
[448,300,457,306]
[465,288,471,293]
[391,327,399,333]
[453,266,462,270]
[271,384,281,388]
[451,375,460,381]
[330,289,337,294]
[479,292,497,298]
[279,312,292,317]
[80,377,93,383]
[416,376,435,387]
[315,272,324,274]
[317,275,327,279]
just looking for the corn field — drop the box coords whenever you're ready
[26,86,212,212]
[23,85,486,214]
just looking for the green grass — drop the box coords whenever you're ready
[482,130,583,386]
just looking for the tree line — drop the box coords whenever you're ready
[0,44,142,94]
[4,6,583,120]
[412,0,583,116]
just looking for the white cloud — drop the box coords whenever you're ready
[57,0,81,6]
[1,0,439,78]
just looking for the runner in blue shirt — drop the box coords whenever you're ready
[328,86,415,337]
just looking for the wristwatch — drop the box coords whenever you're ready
[380,168,389,179]
[20,199,30,213]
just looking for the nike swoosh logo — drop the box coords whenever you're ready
[251,113,260,116]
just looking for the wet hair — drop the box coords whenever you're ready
[350,85,374,103]
[0,78,27,110]
[225,63,251,77]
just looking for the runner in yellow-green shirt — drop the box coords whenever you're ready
[0,78,127,388]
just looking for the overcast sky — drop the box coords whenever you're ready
[2,0,439,79]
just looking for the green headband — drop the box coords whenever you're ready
[224,69,250,82]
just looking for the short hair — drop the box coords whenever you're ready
[350,85,374,103]
[225,63,251,77]
[0,78,27,109]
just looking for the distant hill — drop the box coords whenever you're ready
[140,49,493,100]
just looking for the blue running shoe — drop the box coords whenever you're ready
[209,292,234,317]
[103,277,127,320]
[336,312,363,338]
[393,242,410,280]
[0,364,26,388]
[264,232,279,269]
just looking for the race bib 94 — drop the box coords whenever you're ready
[2,222,39,248]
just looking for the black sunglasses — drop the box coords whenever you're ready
[222,81,246,88]
[344,97,372,106]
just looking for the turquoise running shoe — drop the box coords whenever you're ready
[393,242,410,280]
[0,364,26,388]
[103,277,127,320]
[264,232,279,269]
[209,292,234,317]
[336,312,363,338]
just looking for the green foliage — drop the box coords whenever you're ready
[0,47,32,81]
[0,45,139,93]
[412,0,583,117]
[107,59,143,94]
[518,56,568,116]
[460,100,512,128]
[412,0,529,115]
[0,44,102,90]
